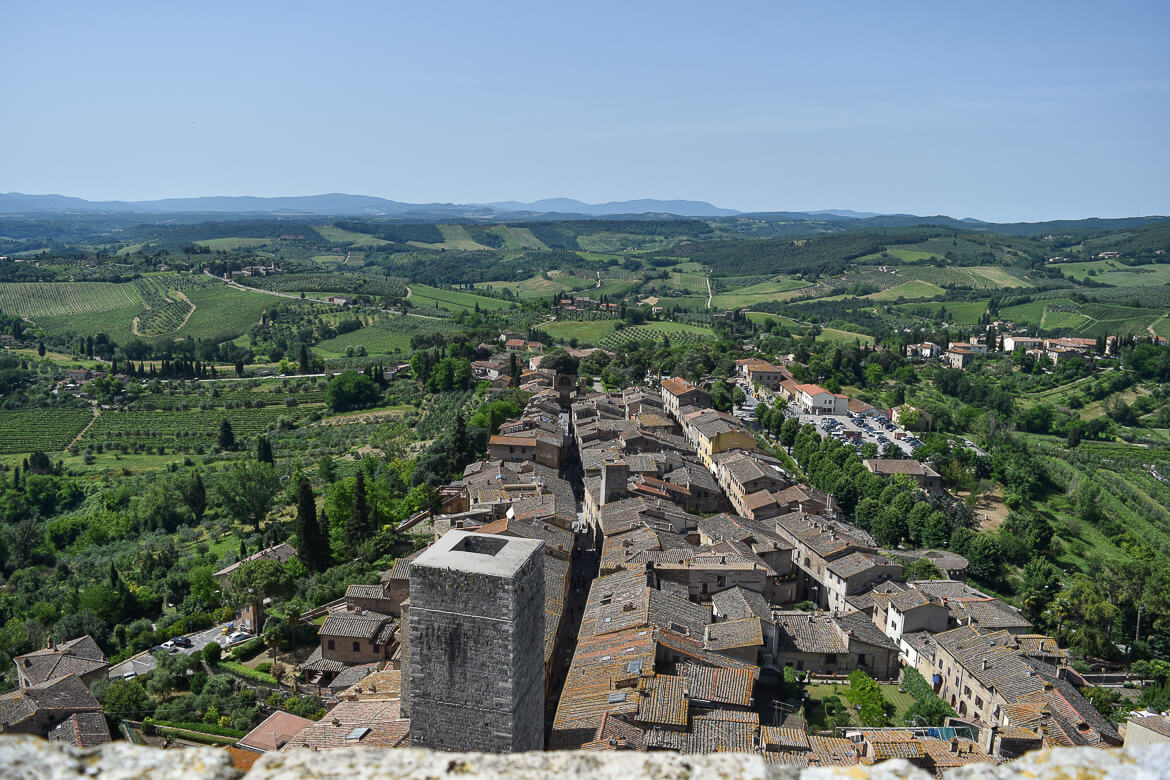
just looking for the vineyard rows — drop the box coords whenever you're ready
[0,409,93,454]
[599,325,714,350]
[134,278,194,336]
[0,282,143,319]
[78,406,318,452]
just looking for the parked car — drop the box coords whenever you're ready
[220,631,251,647]
[171,636,193,648]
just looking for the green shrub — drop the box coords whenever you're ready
[216,660,279,686]
[143,719,246,739]
[229,637,265,661]
[255,662,272,674]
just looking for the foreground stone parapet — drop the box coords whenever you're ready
[1,737,1169,780]
[0,734,238,780]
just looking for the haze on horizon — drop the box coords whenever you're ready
[2,1,1167,223]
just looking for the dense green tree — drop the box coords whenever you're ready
[326,371,380,411]
[903,558,943,581]
[214,460,278,531]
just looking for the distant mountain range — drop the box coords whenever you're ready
[0,194,1164,235]
[0,192,740,218]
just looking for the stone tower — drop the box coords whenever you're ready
[600,459,629,505]
[408,530,545,753]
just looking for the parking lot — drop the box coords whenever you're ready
[107,622,236,679]
[799,413,919,457]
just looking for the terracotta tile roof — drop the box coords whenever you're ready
[47,711,111,748]
[773,611,848,654]
[338,669,402,701]
[761,725,809,750]
[836,610,898,651]
[677,664,756,707]
[14,636,107,686]
[660,377,699,397]
[807,735,860,766]
[827,551,899,579]
[711,587,772,622]
[0,675,101,730]
[918,737,995,768]
[1130,715,1170,738]
[686,714,757,753]
[704,617,763,652]
[636,675,688,727]
[281,700,408,751]
[320,610,394,640]
[236,710,317,752]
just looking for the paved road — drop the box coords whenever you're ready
[107,623,233,679]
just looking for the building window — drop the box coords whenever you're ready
[353,641,361,653]
[327,639,335,650]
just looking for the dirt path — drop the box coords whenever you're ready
[202,270,337,304]
[706,277,713,308]
[69,406,101,447]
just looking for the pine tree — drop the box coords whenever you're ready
[218,420,236,451]
[295,478,327,571]
[299,344,311,373]
[346,470,373,556]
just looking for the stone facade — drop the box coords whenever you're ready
[408,531,546,753]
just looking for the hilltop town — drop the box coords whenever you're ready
[2,213,1170,773]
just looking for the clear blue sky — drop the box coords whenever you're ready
[2,1,1167,221]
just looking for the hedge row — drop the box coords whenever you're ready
[143,719,246,739]
[216,660,279,686]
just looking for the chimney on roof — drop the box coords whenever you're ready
[982,659,989,670]
[331,718,341,727]
[950,737,959,753]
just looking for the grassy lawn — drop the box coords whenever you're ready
[314,225,392,247]
[819,327,874,345]
[538,319,619,344]
[801,683,915,729]
[475,274,594,299]
[898,300,988,325]
[431,224,491,250]
[711,279,810,308]
[969,266,1033,288]
[856,248,939,263]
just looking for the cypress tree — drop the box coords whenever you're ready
[257,436,274,465]
[295,478,327,571]
[218,420,235,451]
[346,470,372,556]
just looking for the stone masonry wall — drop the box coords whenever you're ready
[1,736,1167,780]
[409,548,545,753]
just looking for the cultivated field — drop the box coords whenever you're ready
[599,322,715,349]
[407,283,517,312]
[538,319,619,344]
[0,408,94,454]
[315,315,456,357]
[0,281,143,318]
